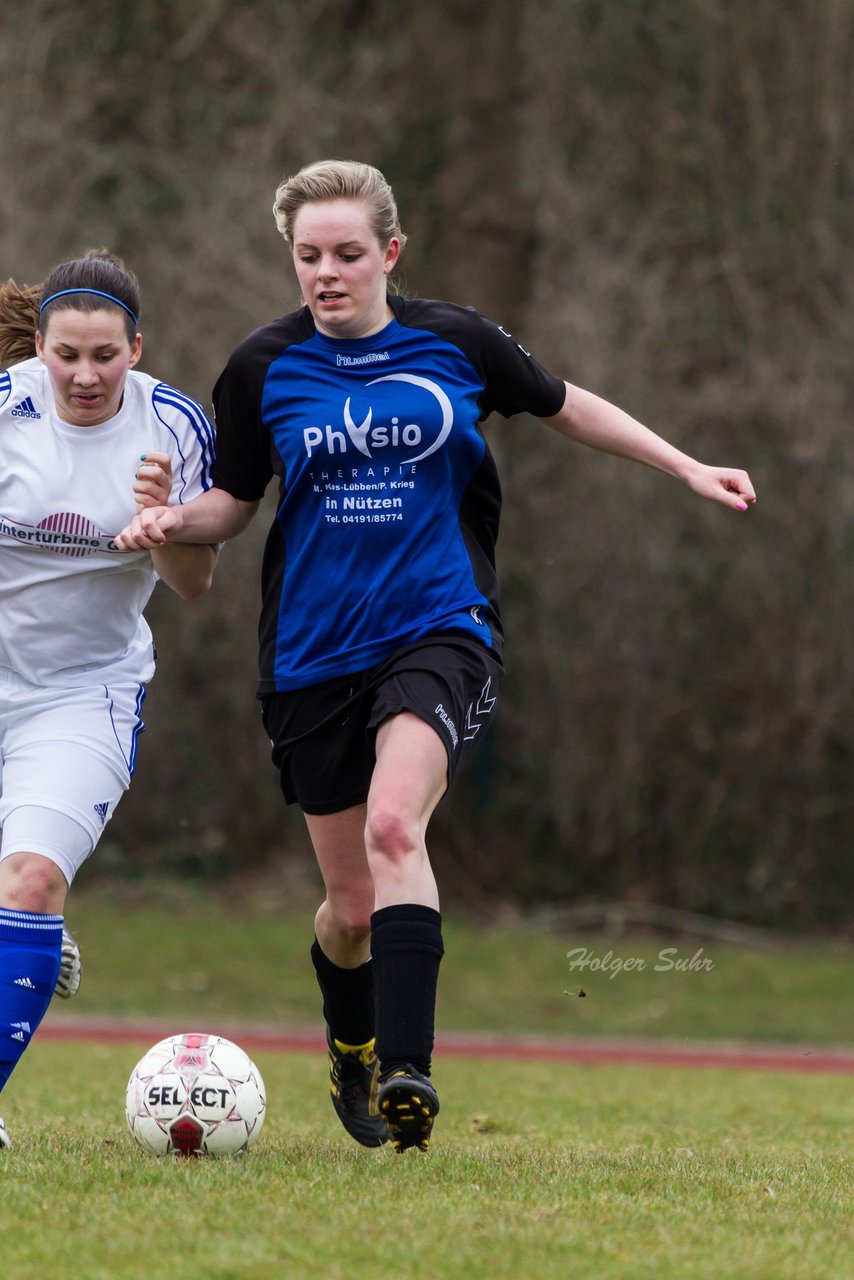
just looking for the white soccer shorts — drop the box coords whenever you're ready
[0,667,146,885]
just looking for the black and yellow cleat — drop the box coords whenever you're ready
[378,1066,440,1152]
[327,1028,390,1147]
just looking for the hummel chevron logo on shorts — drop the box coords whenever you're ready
[10,396,41,419]
[462,676,497,741]
[13,976,36,989]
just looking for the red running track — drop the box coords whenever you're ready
[39,1016,854,1075]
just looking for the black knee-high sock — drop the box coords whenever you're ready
[371,904,444,1078]
[310,938,375,1047]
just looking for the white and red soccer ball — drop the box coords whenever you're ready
[125,1032,266,1157]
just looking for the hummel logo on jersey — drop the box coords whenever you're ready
[13,976,36,989]
[93,801,109,823]
[10,396,41,419]
[336,351,390,367]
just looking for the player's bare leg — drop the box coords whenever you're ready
[0,851,68,915]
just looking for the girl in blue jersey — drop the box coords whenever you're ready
[0,251,217,1150]
[117,160,756,1153]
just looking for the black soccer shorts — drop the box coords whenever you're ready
[260,633,503,815]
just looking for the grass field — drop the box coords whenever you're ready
[45,883,854,1044]
[2,885,852,1280]
[3,1046,851,1280]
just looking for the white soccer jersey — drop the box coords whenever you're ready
[0,357,215,687]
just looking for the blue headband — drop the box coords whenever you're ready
[39,288,138,325]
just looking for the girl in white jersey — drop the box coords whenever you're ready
[118,161,756,1154]
[0,250,217,1150]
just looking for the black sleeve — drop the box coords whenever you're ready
[211,339,274,502]
[212,311,312,501]
[389,296,567,421]
[470,310,567,421]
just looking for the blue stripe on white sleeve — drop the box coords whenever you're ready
[151,383,216,495]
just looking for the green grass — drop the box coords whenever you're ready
[2,1045,851,1280]
[3,885,852,1279]
[47,883,854,1045]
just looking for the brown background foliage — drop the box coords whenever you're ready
[2,0,853,924]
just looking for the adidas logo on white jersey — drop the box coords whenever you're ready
[10,396,41,419]
[13,976,36,989]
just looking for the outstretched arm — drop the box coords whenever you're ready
[542,382,756,511]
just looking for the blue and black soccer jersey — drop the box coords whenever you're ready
[212,295,566,693]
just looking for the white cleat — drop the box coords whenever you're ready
[55,925,82,999]
[0,1117,11,1150]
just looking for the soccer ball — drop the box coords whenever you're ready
[125,1032,266,1157]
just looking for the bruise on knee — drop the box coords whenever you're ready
[0,852,68,913]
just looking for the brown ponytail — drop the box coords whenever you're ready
[0,279,41,366]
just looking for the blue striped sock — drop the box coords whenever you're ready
[0,908,63,1094]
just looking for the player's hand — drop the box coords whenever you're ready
[684,463,756,511]
[134,452,173,511]
[115,503,184,551]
